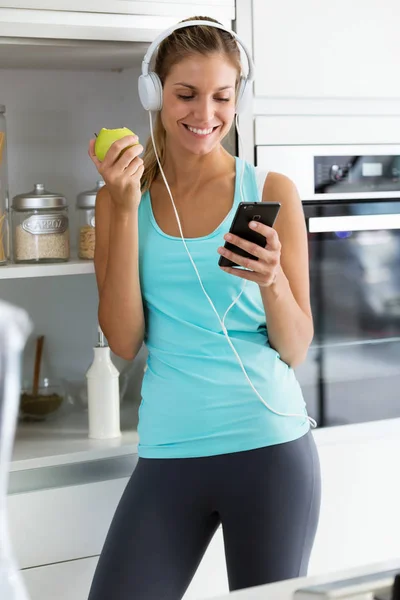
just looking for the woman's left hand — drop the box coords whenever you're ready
[218,221,281,287]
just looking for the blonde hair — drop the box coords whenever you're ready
[140,16,242,193]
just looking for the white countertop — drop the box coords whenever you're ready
[11,404,139,472]
[10,402,400,473]
[204,559,400,600]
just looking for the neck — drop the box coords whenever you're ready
[160,141,232,191]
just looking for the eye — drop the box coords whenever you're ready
[215,98,230,102]
[177,95,194,101]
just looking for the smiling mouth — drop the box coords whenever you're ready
[183,124,220,137]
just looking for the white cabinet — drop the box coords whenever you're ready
[8,478,131,569]
[252,0,400,100]
[0,1,234,42]
[310,423,400,576]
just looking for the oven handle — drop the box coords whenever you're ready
[308,214,400,233]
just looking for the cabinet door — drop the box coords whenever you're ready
[253,0,400,99]
[8,477,130,569]
[0,2,234,41]
[2,1,234,17]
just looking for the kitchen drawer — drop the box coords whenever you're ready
[8,463,133,569]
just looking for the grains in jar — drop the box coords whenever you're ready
[76,180,104,260]
[11,184,70,263]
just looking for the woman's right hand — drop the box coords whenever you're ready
[88,135,144,211]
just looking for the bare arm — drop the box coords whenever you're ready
[94,186,145,360]
[258,173,313,367]
[218,172,313,368]
[89,134,145,361]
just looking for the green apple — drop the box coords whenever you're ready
[94,127,138,161]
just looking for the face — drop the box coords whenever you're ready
[161,53,238,156]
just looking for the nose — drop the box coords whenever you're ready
[192,96,215,124]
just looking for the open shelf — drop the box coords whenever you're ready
[0,37,148,71]
[0,258,94,280]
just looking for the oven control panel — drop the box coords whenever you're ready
[314,155,400,194]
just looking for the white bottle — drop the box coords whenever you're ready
[86,326,121,440]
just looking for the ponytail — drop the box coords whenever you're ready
[141,113,166,193]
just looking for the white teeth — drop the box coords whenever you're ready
[186,126,214,135]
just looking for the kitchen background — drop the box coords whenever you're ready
[2,0,400,427]
[1,1,400,599]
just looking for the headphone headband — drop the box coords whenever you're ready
[141,19,255,81]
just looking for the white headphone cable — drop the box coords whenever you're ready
[148,111,316,428]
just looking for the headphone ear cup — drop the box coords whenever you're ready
[138,71,163,111]
[235,77,252,115]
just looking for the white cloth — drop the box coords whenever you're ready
[254,166,269,200]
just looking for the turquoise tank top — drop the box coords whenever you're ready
[137,157,310,458]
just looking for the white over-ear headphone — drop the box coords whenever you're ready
[138,19,255,114]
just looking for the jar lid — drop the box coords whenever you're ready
[12,183,67,210]
[0,105,5,113]
[76,180,105,208]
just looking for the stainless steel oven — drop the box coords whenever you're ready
[256,144,400,427]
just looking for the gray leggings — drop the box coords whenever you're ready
[88,431,321,600]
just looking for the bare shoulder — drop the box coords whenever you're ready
[261,171,300,207]
[261,172,304,238]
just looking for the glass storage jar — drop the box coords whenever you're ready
[76,179,104,260]
[0,105,10,265]
[11,184,70,263]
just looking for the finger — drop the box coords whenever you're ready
[124,158,144,178]
[220,265,265,285]
[223,233,266,260]
[116,144,144,171]
[102,135,140,165]
[249,221,281,251]
[88,139,102,170]
[218,246,264,272]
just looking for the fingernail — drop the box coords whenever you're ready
[224,233,232,241]
[249,221,257,229]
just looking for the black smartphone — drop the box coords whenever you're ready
[218,201,281,268]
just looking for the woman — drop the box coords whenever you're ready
[87,15,321,600]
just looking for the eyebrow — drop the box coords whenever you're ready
[173,83,234,91]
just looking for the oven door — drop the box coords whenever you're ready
[296,198,400,426]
